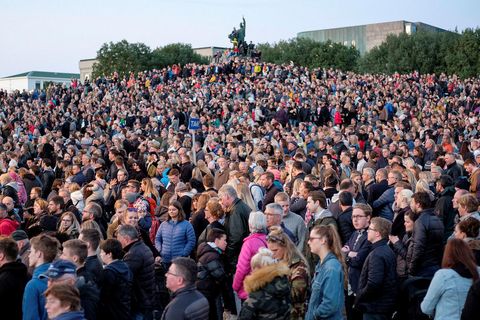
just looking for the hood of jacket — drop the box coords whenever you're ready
[244,262,290,294]
[6,181,19,191]
[106,260,132,282]
[197,242,221,259]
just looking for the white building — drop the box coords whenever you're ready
[0,71,80,92]
[79,59,97,83]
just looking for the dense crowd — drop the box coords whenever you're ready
[0,56,480,320]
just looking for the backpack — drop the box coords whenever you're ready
[250,183,265,210]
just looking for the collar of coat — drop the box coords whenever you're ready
[243,262,290,294]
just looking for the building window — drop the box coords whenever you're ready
[35,82,40,90]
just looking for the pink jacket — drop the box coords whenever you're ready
[232,232,267,299]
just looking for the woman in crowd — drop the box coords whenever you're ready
[233,211,268,301]
[57,211,81,240]
[267,226,310,319]
[238,248,292,320]
[390,209,419,280]
[454,218,480,265]
[44,283,85,320]
[141,177,160,206]
[305,225,346,320]
[421,239,480,319]
[191,193,210,240]
[155,200,196,268]
[198,198,225,245]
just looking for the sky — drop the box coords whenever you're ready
[1,0,478,77]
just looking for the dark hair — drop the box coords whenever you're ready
[30,234,60,263]
[172,257,197,285]
[206,228,227,242]
[457,218,480,238]
[442,239,479,281]
[79,228,101,251]
[324,174,338,188]
[168,201,186,221]
[339,191,353,207]
[45,283,81,311]
[412,192,432,209]
[100,239,124,260]
[62,239,88,264]
[437,174,454,189]
[339,179,354,191]
[203,174,214,188]
[309,190,327,209]
[261,171,274,181]
[50,195,65,208]
[292,161,303,171]
[0,236,19,261]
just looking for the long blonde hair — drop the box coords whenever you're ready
[267,226,309,273]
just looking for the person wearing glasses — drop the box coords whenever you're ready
[342,203,372,320]
[305,224,346,320]
[267,226,309,320]
[57,211,81,240]
[163,257,209,320]
[355,217,397,320]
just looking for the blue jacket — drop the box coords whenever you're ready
[345,229,371,294]
[372,186,394,221]
[52,311,86,320]
[22,262,51,320]
[155,219,196,263]
[305,252,345,320]
[421,268,480,320]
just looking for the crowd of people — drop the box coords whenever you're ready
[0,56,480,320]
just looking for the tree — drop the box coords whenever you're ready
[150,43,208,69]
[92,40,151,78]
[257,38,359,71]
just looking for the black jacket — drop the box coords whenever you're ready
[225,198,251,273]
[85,255,104,288]
[0,261,30,320]
[261,184,279,211]
[462,279,480,320]
[445,162,463,182]
[391,232,414,278]
[161,285,209,320]
[99,260,133,320]
[408,208,444,277]
[367,180,388,206]
[391,206,409,239]
[22,173,42,198]
[337,206,355,245]
[123,239,155,314]
[41,168,55,198]
[434,186,456,241]
[356,239,397,314]
[196,242,226,299]
[345,229,371,294]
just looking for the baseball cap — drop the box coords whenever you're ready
[39,260,77,280]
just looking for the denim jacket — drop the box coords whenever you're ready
[421,267,480,320]
[305,252,345,320]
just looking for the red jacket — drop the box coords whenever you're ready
[0,217,19,236]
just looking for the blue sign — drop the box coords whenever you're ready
[189,117,200,130]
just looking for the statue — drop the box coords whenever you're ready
[228,17,246,50]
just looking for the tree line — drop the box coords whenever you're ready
[92,40,208,78]
[92,28,480,79]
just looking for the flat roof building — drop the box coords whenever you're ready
[298,21,451,55]
[0,71,79,92]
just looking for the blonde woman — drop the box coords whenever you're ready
[416,179,435,202]
[57,211,81,240]
[267,226,310,319]
[141,177,160,205]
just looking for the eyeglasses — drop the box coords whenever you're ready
[352,215,367,219]
[367,227,377,232]
[166,271,181,277]
[266,235,285,244]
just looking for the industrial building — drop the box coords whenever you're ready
[298,21,451,55]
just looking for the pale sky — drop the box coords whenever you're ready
[1,0,478,77]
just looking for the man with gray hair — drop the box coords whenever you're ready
[264,203,298,245]
[118,224,155,320]
[218,185,251,273]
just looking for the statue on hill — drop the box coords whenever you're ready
[228,17,247,52]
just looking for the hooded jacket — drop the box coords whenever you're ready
[99,260,133,320]
[238,262,292,320]
[196,242,226,299]
[0,216,19,236]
